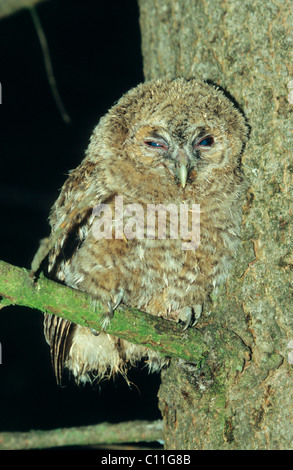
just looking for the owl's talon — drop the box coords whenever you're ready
[113,288,124,310]
[90,328,99,336]
[101,289,124,331]
[192,304,203,326]
[180,307,194,331]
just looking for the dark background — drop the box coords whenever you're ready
[0,0,162,439]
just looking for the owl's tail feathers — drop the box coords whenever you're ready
[43,314,73,386]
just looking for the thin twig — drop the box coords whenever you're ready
[29,5,71,124]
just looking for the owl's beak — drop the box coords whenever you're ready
[179,164,188,188]
[177,149,189,188]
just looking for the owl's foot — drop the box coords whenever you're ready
[90,289,124,334]
[178,307,194,331]
[101,288,125,331]
[179,304,203,331]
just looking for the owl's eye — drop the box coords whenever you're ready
[195,136,214,148]
[144,140,168,150]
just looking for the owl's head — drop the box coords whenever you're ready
[90,78,248,190]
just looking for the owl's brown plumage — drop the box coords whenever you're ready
[42,78,248,384]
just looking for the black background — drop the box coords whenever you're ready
[0,0,162,440]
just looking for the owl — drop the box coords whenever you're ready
[41,78,248,385]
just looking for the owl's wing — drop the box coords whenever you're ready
[49,158,109,273]
[40,157,111,383]
[31,157,108,276]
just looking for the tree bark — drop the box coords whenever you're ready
[138,0,293,450]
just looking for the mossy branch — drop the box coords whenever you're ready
[0,259,204,363]
[0,259,249,370]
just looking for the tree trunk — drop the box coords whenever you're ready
[138,0,293,450]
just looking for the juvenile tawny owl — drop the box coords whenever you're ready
[41,78,248,385]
